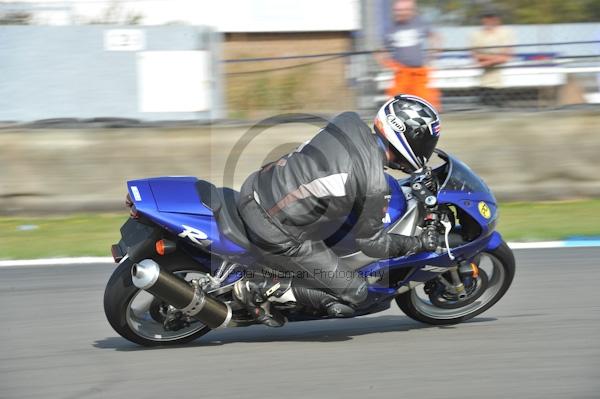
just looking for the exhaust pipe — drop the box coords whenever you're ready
[131,259,232,329]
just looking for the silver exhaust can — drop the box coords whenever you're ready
[131,259,232,329]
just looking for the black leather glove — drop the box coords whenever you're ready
[419,225,441,252]
[400,226,441,256]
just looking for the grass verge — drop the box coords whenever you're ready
[1,200,599,260]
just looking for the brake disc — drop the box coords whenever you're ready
[428,269,489,309]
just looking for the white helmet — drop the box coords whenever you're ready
[373,95,441,172]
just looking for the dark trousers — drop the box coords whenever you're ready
[237,174,368,305]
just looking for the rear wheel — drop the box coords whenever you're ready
[396,241,515,325]
[103,257,212,346]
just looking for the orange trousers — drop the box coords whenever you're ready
[385,61,441,111]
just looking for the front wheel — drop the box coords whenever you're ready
[396,241,515,325]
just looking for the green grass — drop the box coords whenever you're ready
[497,200,600,242]
[1,200,599,260]
[0,213,126,260]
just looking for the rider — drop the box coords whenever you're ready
[236,95,442,325]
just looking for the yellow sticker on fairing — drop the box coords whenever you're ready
[478,201,492,219]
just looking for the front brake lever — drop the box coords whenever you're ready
[440,219,455,260]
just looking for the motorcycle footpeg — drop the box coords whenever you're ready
[233,277,292,305]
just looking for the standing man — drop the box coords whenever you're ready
[470,5,516,106]
[377,0,441,110]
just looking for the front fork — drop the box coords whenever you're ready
[436,219,501,297]
[424,222,492,301]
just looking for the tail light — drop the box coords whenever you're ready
[125,193,133,207]
[125,193,139,218]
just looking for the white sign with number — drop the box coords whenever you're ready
[104,29,145,51]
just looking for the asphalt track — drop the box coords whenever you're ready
[1,248,599,399]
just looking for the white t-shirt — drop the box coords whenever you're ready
[470,26,516,88]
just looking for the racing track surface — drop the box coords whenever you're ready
[1,248,599,399]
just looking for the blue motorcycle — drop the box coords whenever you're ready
[104,149,515,346]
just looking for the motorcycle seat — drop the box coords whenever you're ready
[195,180,251,249]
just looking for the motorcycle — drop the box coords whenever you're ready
[104,149,515,346]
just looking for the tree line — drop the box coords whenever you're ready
[421,0,600,24]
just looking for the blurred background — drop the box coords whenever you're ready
[1,0,599,258]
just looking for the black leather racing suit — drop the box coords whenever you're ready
[237,112,424,305]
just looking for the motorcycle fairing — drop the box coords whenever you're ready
[127,177,247,255]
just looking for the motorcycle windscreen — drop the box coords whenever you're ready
[439,156,494,198]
